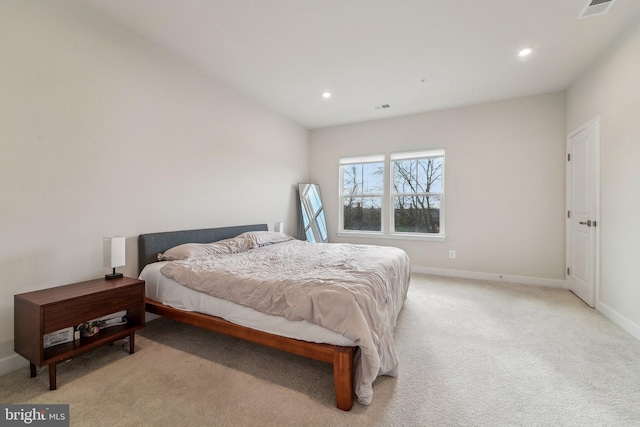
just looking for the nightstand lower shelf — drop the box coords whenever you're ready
[38,323,143,390]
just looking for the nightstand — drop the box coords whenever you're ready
[14,276,145,390]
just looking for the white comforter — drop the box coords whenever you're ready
[160,239,410,405]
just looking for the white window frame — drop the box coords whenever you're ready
[390,149,445,241]
[338,154,385,235]
[338,150,445,242]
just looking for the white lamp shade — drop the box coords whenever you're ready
[274,222,284,233]
[103,236,126,269]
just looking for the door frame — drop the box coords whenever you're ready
[566,115,601,307]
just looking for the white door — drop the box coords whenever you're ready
[566,116,600,307]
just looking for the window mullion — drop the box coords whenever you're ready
[383,157,390,234]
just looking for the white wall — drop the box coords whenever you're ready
[310,93,566,284]
[0,0,308,366]
[567,20,640,338]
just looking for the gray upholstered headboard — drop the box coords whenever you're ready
[137,223,268,274]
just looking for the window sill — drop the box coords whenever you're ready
[336,231,446,242]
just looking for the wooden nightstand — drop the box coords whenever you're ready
[14,276,145,390]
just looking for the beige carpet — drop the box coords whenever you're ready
[2,274,640,426]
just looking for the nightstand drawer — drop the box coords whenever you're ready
[43,285,142,333]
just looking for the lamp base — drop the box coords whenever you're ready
[105,273,123,280]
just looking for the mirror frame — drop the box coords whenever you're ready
[297,183,328,242]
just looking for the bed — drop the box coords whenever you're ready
[138,224,410,411]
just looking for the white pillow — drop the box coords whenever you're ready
[158,242,226,261]
[158,237,251,261]
[237,231,294,248]
[158,232,293,261]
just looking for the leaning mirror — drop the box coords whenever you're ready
[297,183,328,242]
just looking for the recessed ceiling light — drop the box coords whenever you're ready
[518,48,533,58]
[321,91,332,99]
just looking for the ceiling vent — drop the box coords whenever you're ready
[373,104,391,111]
[578,0,617,19]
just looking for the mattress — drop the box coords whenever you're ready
[139,261,356,347]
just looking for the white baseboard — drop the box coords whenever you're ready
[412,265,567,288]
[413,265,640,343]
[597,301,640,342]
[0,352,27,377]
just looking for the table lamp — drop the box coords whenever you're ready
[103,236,125,280]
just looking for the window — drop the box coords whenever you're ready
[339,155,384,231]
[339,150,445,240]
[391,150,444,235]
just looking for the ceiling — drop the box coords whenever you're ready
[75,0,640,129]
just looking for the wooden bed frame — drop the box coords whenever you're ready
[138,224,356,411]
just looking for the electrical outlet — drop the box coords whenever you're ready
[449,250,456,259]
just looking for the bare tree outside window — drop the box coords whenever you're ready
[392,156,443,233]
[340,159,384,231]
